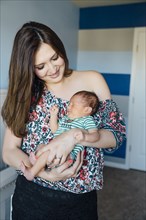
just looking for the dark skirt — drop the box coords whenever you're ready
[12,175,98,220]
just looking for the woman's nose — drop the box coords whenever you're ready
[47,62,56,73]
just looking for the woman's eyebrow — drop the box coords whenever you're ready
[51,52,58,59]
[34,63,44,67]
[34,52,57,67]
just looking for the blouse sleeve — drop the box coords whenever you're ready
[93,99,126,153]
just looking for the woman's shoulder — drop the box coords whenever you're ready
[72,70,111,101]
[71,70,104,84]
[72,70,102,78]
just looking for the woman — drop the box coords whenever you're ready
[2,21,126,220]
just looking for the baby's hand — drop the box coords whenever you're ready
[74,130,85,142]
[50,105,59,116]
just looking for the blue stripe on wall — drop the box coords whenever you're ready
[102,73,130,96]
[104,139,127,158]
[80,3,146,29]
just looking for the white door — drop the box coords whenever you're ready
[128,28,146,171]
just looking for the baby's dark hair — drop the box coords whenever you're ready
[72,90,99,115]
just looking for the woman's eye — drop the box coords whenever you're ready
[52,54,59,61]
[36,65,44,70]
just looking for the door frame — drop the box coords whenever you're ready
[126,27,146,170]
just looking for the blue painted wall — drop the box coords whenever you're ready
[78,2,146,159]
[102,73,130,96]
[80,2,146,29]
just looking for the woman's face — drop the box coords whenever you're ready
[34,43,65,85]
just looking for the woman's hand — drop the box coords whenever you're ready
[36,128,81,166]
[38,151,84,182]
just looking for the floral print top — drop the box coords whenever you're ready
[21,88,126,194]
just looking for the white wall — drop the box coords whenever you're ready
[0,1,79,218]
[0,0,79,89]
[77,28,133,118]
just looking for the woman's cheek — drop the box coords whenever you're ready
[34,69,40,76]
[35,69,46,78]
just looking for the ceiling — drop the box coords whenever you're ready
[72,0,146,8]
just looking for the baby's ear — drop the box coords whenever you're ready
[84,106,92,114]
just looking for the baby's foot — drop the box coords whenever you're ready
[20,161,26,173]
[20,161,34,181]
[29,152,37,165]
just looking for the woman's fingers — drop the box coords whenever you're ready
[44,159,74,182]
[36,146,68,166]
[59,151,83,177]
[37,129,78,165]
[36,146,49,157]
[56,159,73,173]
[59,154,67,165]
[47,158,61,168]
[40,151,84,182]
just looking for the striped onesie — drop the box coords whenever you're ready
[53,115,98,159]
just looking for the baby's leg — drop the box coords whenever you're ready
[21,151,50,181]
[29,151,37,165]
[20,162,35,181]
[70,144,84,160]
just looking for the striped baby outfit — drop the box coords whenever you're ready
[54,115,98,159]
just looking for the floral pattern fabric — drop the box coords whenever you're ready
[21,89,126,194]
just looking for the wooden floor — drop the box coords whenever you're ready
[98,166,146,220]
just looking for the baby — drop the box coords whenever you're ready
[21,90,100,180]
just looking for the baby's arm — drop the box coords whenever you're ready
[50,105,59,133]
[74,129,100,143]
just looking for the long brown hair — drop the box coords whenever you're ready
[1,21,72,137]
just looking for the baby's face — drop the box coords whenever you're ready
[67,95,87,119]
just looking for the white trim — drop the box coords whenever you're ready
[104,155,129,170]
[105,161,129,170]
[10,194,13,220]
[127,27,146,171]
[126,27,138,170]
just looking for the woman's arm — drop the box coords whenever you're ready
[2,127,31,169]
[36,129,78,164]
[80,129,116,148]
[87,71,126,150]
[74,129,100,143]
[36,127,115,167]
[2,127,84,182]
